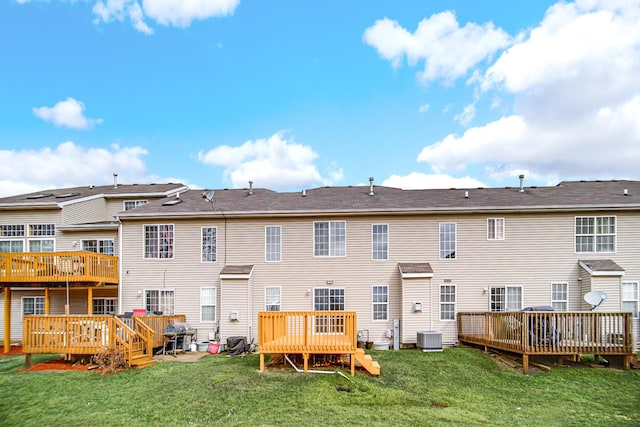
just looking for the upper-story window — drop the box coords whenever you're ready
[124,200,148,210]
[575,216,615,253]
[201,227,217,262]
[0,224,25,237]
[372,224,388,260]
[439,223,456,259]
[29,224,55,236]
[487,218,505,240]
[82,239,115,256]
[265,226,281,262]
[144,224,174,259]
[314,221,346,257]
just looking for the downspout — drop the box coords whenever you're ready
[116,214,123,314]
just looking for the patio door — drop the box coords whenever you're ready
[313,288,345,334]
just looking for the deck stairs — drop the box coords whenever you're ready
[353,348,380,375]
[130,349,156,369]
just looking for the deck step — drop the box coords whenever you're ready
[130,355,156,369]
[353,348,380,376]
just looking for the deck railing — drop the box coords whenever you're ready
[0,251,118,284]
[118,314,187,348]
[259,311,357,354]
[457,311,634,355]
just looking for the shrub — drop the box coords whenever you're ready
[92,348,126,374]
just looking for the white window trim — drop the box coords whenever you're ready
[21,296,45,317]
[439,222,457,260]
[265,226,282,263]
[440,284,457,321]
[143,224,175,260]
[0,224,25,237]
[82,239,115,255]
[123,200,148,210]
[265,286,282,311]
[487,218,505,240]
[313,221,347,258]
[313,287,346,310]
[0,239,25,252]
[200,226,217,263]
[144,289,175,315]
[371,284,389,321]
[622,281,639,319]
[489,285,523,312]
[28,238,56,252]
[550,282,568,312]
[92,297,117,315]
[371,224,389,261]
[574,215,617,254]
[200,287,217,323]
[28,224,55,237]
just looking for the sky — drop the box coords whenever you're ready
[1,0,640,197]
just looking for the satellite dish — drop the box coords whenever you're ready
[584,290,607,310]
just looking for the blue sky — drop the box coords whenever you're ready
[1,0,639,197]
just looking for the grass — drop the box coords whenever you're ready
[1,347,639,426]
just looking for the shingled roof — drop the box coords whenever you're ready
[0,183,188,209]
[117,179,640,218]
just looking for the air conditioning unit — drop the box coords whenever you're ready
[417,331,442,352]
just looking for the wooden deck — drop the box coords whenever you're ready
[21,314,186,369]
[0,251,118,284]
[258,311,380,376]
[458,311,636,373]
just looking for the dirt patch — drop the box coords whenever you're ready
[18,357,95,372]
[1,345,24,356]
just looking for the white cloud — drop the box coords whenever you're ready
[418,103,430,113]
[197,133,341,190]
[0,142,159,197]
[415,0,640,183]
[382,172,485,190]
[92,0,239,33]
[363,12,511,83]
[454,103,476,126]
[33,98,103,130]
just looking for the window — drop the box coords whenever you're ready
[29,239,54,252]
[22,296,45,316]
[551,283,568,311]
[201,288,216,322]
[622,282,639,319]
[372,285,388,321]
[440,285,456,320]
[93,298,117,315]
[487,218,505,240]
[0,240,23,252]
[372,224,388,260]
[314,288,345,333]
[145,290,174,315]
[0,224,25,237]
[29,224,55,236]
[124,200,147,210]
[201,227,217,262]
[144,224,174,259]
[439,223,456,259]
[265,287,281,311]
[265,226,281,262]
[490,286,522,312]
[575,216,616,253]
[82,239,115,256]
[314,221,346,257]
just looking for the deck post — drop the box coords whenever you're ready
[303,353,309,373]
[522,354,529,374]
[24,353,32,369]
[351,354,355,376]
[260,353,265,371]
[3,287,10,353]
[87,287,93,315]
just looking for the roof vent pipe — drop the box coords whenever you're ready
[113,173,118,189]
[249,180,253,195]
[464,191,469,199]
[369,177,375,196]
[624,188,629,196]
[518,174,525,192]
[302,189,306,197]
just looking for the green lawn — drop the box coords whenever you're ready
[1,348,638,426]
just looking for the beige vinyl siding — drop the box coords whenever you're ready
[116,209,640,347]
[400,277,432,343]
[61,198,107,225]
[220,278,252,339]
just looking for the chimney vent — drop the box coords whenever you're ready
[369,177,375,196]
[518,174,525,192]
[113,173,118,189]
[249,180,253,195]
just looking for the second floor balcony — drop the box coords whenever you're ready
[0,251,119,285]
